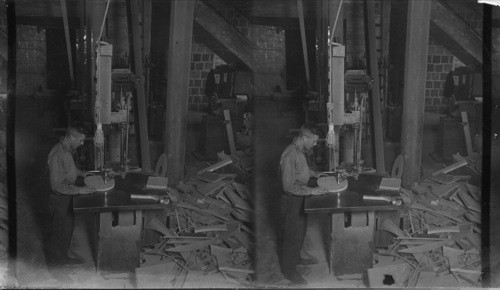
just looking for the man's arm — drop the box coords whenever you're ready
[77,169,89,177]
[309,168,320,178]
[281,155,313,196]
[48,155,80,195]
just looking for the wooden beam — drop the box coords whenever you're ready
[60,0,74,86]
[317,0,329,123]
[0,30,6,60]
[193,0,256,71]
[143,0,152,104]
[400,0,431,188]
[246,0,317,19]
[223,110,236,155]
[14,16,80,28]
[165,0,195,184]
[461,111,474,156]
[128,0,151,172]
[297,0,310,88]
[432,159,468,176]
[364,0,385,173]
[381,0,391,136]
[430,0,482,70]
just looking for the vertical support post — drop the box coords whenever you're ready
[315,1,327,119]
[297,0,310,88]
[381,0,391,137]
[165,0,195,184]
[143,0,152,105]
[401,0,431,188]
[128,0,151,172]
[60,0,74,86]
[330,44,345,170]
[223,110,236,155]
[364,0,385,174]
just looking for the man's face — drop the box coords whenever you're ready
[304,134,319,150]
[70,133,86,150]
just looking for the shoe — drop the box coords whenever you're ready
[61,256,85,265]
[67,251,86,264]
[298,257,318,265]
[284,271,308,285]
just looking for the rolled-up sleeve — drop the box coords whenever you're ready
[48,154,79,195]
[280,153,312,196]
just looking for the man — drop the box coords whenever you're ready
[279,124,327,285]
[46,122,95,266]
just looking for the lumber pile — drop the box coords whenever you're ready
[370,174,482,288]
[136,172,254,288]
[214,151,253,174]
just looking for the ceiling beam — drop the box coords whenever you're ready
[430,0,482,70]
[193,0,257,71]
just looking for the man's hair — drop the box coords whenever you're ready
[299,123,320,138]
[67,121,88,137]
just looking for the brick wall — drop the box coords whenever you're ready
[187,5,286,112]
[425,42,462,113]
[344,0,366,69]
[188,42,215,112]
[107,0,129,68]
[16,25,46,97]
[249,26,286,97]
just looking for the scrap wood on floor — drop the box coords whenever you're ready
[136,171,254,287]
[372,172,482,288]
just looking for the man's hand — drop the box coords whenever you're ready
[317,172,329,178]
[78,185,96,195]
[310,187,328,195]
[78,170,93,177]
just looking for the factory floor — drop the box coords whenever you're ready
[10,97,498,288]
[253,97,495,287]
[12,98,236,288]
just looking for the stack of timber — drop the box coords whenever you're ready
[369,170,481,288]
[216,151,253,174]
[136,170,254,288]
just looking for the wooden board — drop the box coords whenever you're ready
[193,171,225,183]
[224,187,252,212]
[430,173,462,185]
[196,158,233,175]
[317,176,348,193]
[223,110,236,155]
[379,178,401,191]
[84,175,115,192]
[432,159,467,176]
[398,239,451,253]
[465,184,481,201]
[197,181,226,197]
[391,154,404,179]
[146,176,168,189]
[461,111,474,156]
[431,182,460,198]
[457,189,481,212]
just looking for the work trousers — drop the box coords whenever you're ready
[280,194,307,276]
[47,194,74,262]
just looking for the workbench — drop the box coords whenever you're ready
[73,172,170,272]
[304,174,401,276]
